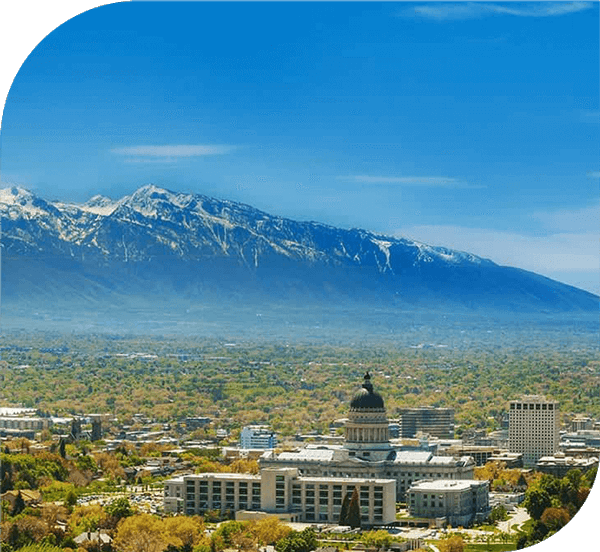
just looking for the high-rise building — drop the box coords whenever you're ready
[508,395,559,467]
[70,418,82,441]
[397,406,455,439]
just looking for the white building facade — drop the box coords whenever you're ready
[407,479,490,527]
[164,467,396,525]
[240,425,277,449]
[508,395,559,467]
[260,373,475,501]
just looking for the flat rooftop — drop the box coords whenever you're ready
[409,479,486,492]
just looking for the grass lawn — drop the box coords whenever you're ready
[464,543,517,551]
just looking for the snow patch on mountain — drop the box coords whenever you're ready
[371,238,393,272]
[0,187,49,218]
[414,241,485,265]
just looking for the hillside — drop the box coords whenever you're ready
[1,184,597,338]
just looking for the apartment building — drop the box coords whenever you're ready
[0,417,51,431]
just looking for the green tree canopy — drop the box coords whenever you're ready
[274,528,317,552]
[105,496,134,520]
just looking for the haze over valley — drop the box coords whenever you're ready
[0,184,597,347]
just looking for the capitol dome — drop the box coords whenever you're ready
[344,373,391,456]
[350,372,385,410]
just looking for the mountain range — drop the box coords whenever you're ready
[0,184,597,338]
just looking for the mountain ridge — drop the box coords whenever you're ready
[0,184,597,325]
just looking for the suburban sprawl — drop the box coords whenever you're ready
[0,332,597,552]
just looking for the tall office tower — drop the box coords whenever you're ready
[397,407,455,439]
[508,395,559,467]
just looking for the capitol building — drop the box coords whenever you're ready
[165,373,481,525]
[260,373,475,501]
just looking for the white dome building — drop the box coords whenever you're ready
[260,372,476,501]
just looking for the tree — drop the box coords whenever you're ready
[12,490,27,516]
[10,544,63,552]
[249,516,291,545]
[163,516,207,552]
[105,497,133,520]
[63,488,77,511]
[114,514,174,552]
[1,459,14,492]
[362,530,392,550]
[438,535,464,552]
[489,504,508,523]
[5,516,49,549]
[40,503,68,534]
[523,487,552,520]
[210,520,260,552]
[339,492,350,525]
[275,528,317,552]
[69,503,108,534]
[58,439,66,460]
[540,507,570,533]
[347,488,361,529]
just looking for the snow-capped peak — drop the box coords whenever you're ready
[118,184,194,217]
[0,186,50,217]
[81,194,119,216]
[0,186,36,204]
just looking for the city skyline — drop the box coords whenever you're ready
[1,1,599,294]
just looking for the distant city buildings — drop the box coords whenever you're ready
[397,407,455,439]
[185,416,212,430]
[253,374,474,501]
[240,425,277,449]
[165,373,483,524]
[535,452,598,478]
[90,415,103,442]
[560,429,600,449]
[570,416,594,432]
[0,412,51,439]
[0,416,50,431]
[508,395,559,467]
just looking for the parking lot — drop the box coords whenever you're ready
[77,487,164,514]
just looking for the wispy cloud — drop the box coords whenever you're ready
[112,144,235,161]
[404,2,592,21]
[337,175,483,188]
[532,202,600,233]
[587,171,600,178]
[394,202,600,293]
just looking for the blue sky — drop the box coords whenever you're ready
[0,1,598,294]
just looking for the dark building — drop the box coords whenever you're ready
[397,407,455,439]
[91,417,102,441]
[70,418,82,441]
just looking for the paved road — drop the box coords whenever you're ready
[498,506,530,533]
